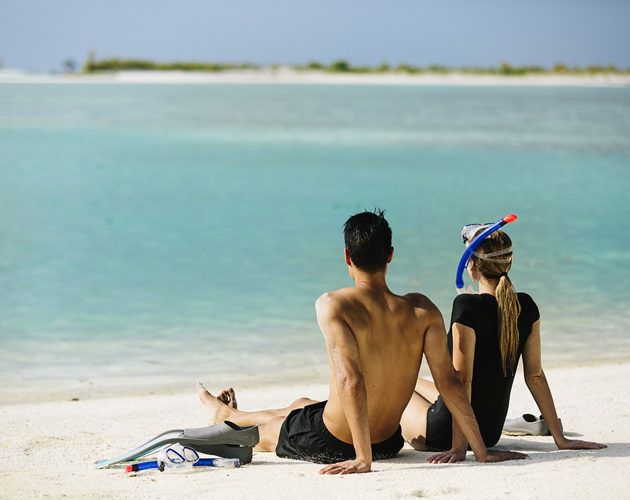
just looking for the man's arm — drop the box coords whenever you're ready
[522,320,606,450]
[444,322,476,460]
[422,304,527,463]
[316,294,372,475]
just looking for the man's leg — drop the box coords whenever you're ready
[255,416,287,451]
[197,383,319,452]
[197,384,318,426]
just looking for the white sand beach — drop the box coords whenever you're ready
[1,68,629,87]
[2,362,629,499]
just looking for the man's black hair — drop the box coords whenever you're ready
[343,209,392,272]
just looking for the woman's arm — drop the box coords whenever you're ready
[428,322,475,463]
[522,320,606,450]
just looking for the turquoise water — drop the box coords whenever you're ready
[1,83,629,400]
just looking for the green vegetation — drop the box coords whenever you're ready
[305,61,324,70]
[82,55,630,75]
[83,56,259,73]
[394,64,422,74]
[327,59,350,72]
[302,60,629,75]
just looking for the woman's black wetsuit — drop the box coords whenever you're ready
[425,292,540,450]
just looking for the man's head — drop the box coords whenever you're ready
[343,209,393,273]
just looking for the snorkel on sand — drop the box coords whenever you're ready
[455,214,518,294]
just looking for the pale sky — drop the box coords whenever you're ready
[1,0,629,72]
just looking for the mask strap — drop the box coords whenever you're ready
[472,254,512,264]
[471,246,513,263]
[474,246,512,257]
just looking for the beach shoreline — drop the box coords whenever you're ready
[4,356,630,406]
[1,68,630,87]
[3,362,629,499]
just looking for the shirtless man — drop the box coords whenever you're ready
[197,210,525,474]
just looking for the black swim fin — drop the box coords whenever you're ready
[95,421,259,468]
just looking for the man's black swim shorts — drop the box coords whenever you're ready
[275,401,404,464]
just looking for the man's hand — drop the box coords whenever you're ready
[427,448,466,464]
[557,438,607,450]
[476,449,528,462]
[319,458,371,475]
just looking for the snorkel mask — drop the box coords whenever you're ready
[455,214,517,294]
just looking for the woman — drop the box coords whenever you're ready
[400,228,605,462]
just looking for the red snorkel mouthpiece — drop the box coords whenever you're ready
[503,214,518,224]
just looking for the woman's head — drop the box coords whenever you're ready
[469,229,513,280]
[470,229,521,377]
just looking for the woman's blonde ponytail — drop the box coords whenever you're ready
[471,230,521,376]
[495,274,521,376]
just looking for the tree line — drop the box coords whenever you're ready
[82,57,630,75]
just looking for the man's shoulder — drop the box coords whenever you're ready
[315,288,354,317]
[316,287,352,303]
[400,292,441,319]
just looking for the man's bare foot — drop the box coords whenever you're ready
[217,387,238,409]
[196,382,235,425]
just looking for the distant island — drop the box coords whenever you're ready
[4,55,628,87]
[83,56,630,76]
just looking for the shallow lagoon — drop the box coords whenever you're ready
[1,83,629,400]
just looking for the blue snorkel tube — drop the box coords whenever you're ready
[455,214,518,294]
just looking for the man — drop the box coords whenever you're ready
[197,210,525,474]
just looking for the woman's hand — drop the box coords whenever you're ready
[318,458,371,474]
[427,448,467,464]
[556,438,607,450]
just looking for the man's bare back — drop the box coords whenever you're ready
[318,286,437,444]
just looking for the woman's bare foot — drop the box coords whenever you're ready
[196,382,235,425]
[217,387,238,409]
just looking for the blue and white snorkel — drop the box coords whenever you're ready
[455,214,518,294]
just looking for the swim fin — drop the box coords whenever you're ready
[95,421,259,468]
